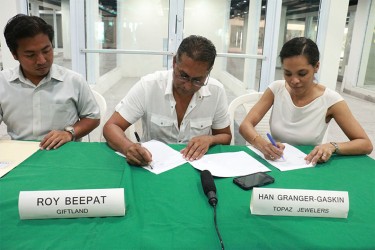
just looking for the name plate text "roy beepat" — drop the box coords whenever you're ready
[250,188,349,218]
[18,188,125,220]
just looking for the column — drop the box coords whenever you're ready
[243,0,261,90]
[0,0,27,69]
[316,0,349,90]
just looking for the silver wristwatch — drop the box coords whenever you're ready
[330,142,339,154]
[64,126,75,141]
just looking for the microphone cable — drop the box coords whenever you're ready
[213,204,224,250]
[201,170,224,249]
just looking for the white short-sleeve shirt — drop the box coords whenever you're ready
[115,70,230,144]
[0,64,100,140]
[269,80,344,145]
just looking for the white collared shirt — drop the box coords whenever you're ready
[0,64,100,140]
[269,80,344,145]
[115,70,230,144]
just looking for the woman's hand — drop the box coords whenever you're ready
[305,143,335,165]
[259,142,285,161]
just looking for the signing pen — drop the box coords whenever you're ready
[266,133,285,160]
[134,131,141,143]
[134,132,153,169]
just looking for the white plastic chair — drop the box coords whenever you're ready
[228,92,271,145]
[88,90,107,142]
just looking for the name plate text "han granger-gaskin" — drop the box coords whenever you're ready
[18,188,125,220]
[250,188,349,218]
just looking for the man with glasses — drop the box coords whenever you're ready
[104,35,231,166]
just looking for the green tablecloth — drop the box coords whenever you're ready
[1,142,374,249]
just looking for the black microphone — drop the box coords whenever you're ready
[201,170,218,206]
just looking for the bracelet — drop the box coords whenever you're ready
[330,142,340,154]
[251,134,260,142]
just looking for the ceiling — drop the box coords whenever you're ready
[39,0,359,19]
[230,0,358,19]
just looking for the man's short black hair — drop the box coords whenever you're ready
[4,14,54,55]
[176,35,217,70]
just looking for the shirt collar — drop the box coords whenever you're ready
[10,64,63,85]
[49,64,64,82]
[7,66,22,82]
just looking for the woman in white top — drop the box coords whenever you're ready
[239,37,373,165]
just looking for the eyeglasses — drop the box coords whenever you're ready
[173,66,210,87]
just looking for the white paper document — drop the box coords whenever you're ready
[248,143,314,171]
[0,162,10,168]
[142,140,188,174]
[189,151,270,177]
[0,140,40,178]
[116,140,187,174]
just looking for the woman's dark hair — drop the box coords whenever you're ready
[4,14,54,55]
[279,37,319,66]
[176,35,217,70]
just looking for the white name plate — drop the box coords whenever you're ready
[250,188,349,218]
[19,188,125,220]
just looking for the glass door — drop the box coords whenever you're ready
[183,0,267,94]
[84,0,172,85]
[358,1,375,91]
[28,0,70,69]
[28,0,270,95]
[274,0,320,81]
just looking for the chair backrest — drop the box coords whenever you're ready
[89,90,107,142]
[228,92,271,145]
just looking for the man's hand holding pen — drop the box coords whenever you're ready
[124,132,153,167]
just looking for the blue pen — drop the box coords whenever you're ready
[266,133,285,160]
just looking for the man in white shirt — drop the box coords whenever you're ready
[103,35,231,166]
[0,14,100,150]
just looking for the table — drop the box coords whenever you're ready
[1,142,374,249]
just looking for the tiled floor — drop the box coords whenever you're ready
[1,78,375,160]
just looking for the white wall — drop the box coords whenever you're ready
[357,0,375,87]
[61,0,71,60]
[364,31,375,84]
[115,0,228,79]
[0,0,27,69]
[183,0,228,78]
[118,0,169,77]
[316,0,349,90]
[86,0,100,84]
[342,0,372,90]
